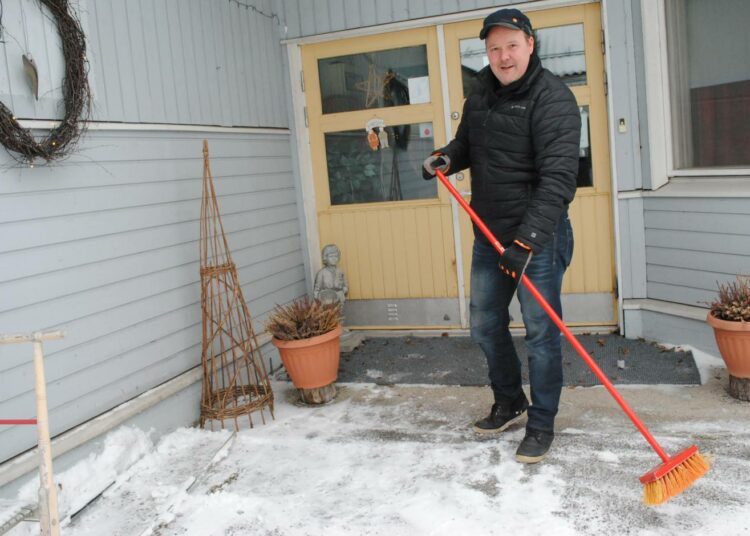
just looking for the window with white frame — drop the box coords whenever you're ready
[666,0,750,169]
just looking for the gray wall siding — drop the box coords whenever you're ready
[604,0,644,193]
[0,0,302,465]
[602,1,749,355]
[278,0,525,38]
[617,197,647,300]
[0,130,305,463]
[644,197,750,308]
[1,0,287,127]
[629,0,653,190]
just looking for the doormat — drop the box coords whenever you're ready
[337,334,701,387]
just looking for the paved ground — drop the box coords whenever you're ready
[323,369,750,534]
[8,367,746,536]
[5,332,748,535]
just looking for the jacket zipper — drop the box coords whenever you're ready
[483,94,511,126]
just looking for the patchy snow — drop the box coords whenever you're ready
[678,345,724,385]
[594,450,621,464]
[653,342,724,385]
[15,426,153,526]
[4,381,750,536]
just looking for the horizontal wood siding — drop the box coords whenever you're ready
[644,197,750,307]
[0,130,304,463]
[279,0,516,38]
[0,0,287,126]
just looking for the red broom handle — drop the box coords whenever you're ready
[436,170,670,462]
[0,419,38,425]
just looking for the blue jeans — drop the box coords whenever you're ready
[469,213,574,432]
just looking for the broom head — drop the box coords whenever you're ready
[639,445,710,505]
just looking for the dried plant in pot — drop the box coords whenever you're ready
[706,275,750,400]
[266,297,343,405]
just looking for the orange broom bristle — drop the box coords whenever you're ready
[643,450,710,505]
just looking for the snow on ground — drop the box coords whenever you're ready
[680,346,725,385]
[654,344,724,385]
[5,379,750,536]
[14,427,153,522]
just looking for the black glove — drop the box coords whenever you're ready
[422,153,451,180]
[499,240,533,283]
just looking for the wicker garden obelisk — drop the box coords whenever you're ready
[199,140,274,429]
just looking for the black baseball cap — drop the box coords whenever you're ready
[479,8,533,39]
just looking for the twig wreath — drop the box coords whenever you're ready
[0,0,91,164]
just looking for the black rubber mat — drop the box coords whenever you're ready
[337,334,700,386]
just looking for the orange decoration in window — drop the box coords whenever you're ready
[367,129,380,151]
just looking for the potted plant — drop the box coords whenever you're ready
[706,275,750,401]
[266,297,343,404]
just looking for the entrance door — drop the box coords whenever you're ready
[443,3,617,326]
[301,28,461,328]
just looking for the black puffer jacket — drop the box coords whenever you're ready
[438,56,580,253]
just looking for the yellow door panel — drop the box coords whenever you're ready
[317,204,457,300]
[565,194,615,294]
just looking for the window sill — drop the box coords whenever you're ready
[644,176,750,198]
[623,298,708,322]
[671,168,750,177]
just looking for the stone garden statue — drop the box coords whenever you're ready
[314,244,348,304]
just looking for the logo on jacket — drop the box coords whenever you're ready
[509,105,527,111]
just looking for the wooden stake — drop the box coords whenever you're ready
[1,330,64,536]
[729,375,750,401]
[33,339,60,536]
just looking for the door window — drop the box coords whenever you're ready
[318,46,430,114]
[458,24,587,91]
[537,24,587,86]
[458,24,591,187]
[325,122,437,205]
[578,105,593,187]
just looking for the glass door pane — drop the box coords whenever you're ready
[458,24,590,187]
[325,122,437,205]
[537,24,587,86]
[458,24,587,94]
[318,46,430,114]
[578,105,592,187]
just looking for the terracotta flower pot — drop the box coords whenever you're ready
[271,325,342,389]
[706,313,750,379]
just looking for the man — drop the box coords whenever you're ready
[423,8,580,463]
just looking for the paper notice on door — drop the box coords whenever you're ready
[408,76,430,104]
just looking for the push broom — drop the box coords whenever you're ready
[435,169,709,505]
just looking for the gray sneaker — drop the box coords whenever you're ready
[515,428,554,463]
[473,392,529,434]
